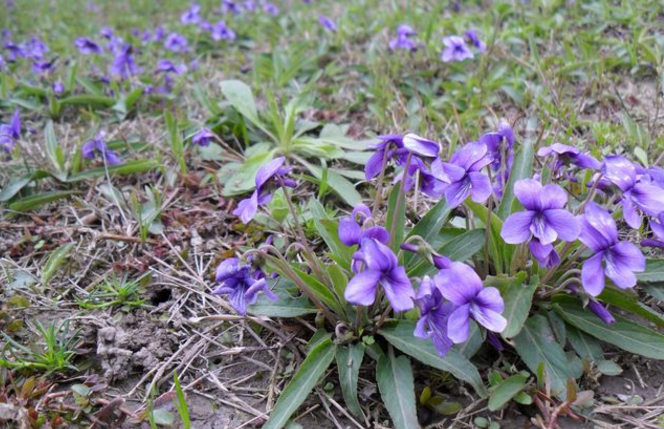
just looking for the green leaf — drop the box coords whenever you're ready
[378,321,486,396]
[567,326,603,362]
[465,201,508,274]
[9,190,76,211]
[405,199,452,266]
[300,160,361,207]
[0,170,52,202]
[309,200,353,269]
[152,409,175,426]
[488,374,529,411]
[291,267,343,316]
[44,121,66,176]
[376,351,420,429]
[513,315,573,397]
[486,272,535,338]
[58,94,115,108]
[496,138,534,220]
[553,298,664,360]
[263,338,336,429]
[222,150,276,196]
[596,360,622,376]
[248,289,317,317]
[336,343,365,419]
[386,186,405,254]
[408,229,486,277]
[220,80,265,130]
[598,286,664,328]
[42,243,75,285]
[638,260,664,299]
[67,160,159,182]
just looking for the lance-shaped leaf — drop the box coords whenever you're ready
[377,351,420,429]
[336,343,365,419]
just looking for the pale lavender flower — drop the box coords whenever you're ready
[52,81,64,95]
[319,16,337,33]
[211,21,236,41]
[164,33,188,52]
[181,3,202,24]
[100,27,114,39]
[109,44,140,79]
[441,35,473,62]
[82,132,121,165]
[389,25,418,51]
[263,2,278,15]
[338,204,390,247]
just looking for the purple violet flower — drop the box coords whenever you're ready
[537,143,601,173]
[588,299,616,325]
[211,21,236,41]
[32,59,55,74]
[75,37,103,54]
[365,134,406,180]
[338,204,390,247]
[465,29,486,52]
[232,157,297,223]
[181,3,202,24]
[435,261,506,343]
[82,132,121,165]
[528,238,561,268]
[345,237,415,312]
[263,2,279,15]
[2,40,23,62]
[23,37,49,59]
[501,178,580,245]
[221,0,242,14]
[319,16,337,33]
[243,0,256,11]
[155,59,187,75]
[109,44,140,79]
[0,109,20,152]
[0,54,4,71]
[389,25,418,51]
[480,120,515,197]
[100,27,114,39]
[414,276,455,356]
[578,201,646,296]
[602,156,664,229]
[441,35,473,62]
[402,133,440,158]
[52,81,64,95]
[191,128,216,147]
[431,141,492,207]
[212,258,277,315]
[164,33,188,52]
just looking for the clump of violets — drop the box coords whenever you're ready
[0,109,21,152]
[233,156,297,223]
[441,35,473,62]
[109,44,140,79]
[82,132,121,165]
[213,258,277,315]
[389,25,418,51]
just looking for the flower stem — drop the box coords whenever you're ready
[388,153,412,249]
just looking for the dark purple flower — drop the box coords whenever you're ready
[212,258,277,315]
[155,59,187,75]
[389,25,418,51]
[465,29,486,52]
[2,40,23,62]
[109,44,140,79]
[82,132,121,165]
[431,141,492,207]
[0,109,20,152]
[319,16,337,33]
[345,237,415,312]
[486,331,505,351]
[435,261,506,343]
[181,3,202,24]
[338,204,390,247]
[164,33,188,52]
[32,59,55,74]
[211,21,236,41]
[223,0,243,14]
[441,35,473,62]
[588,300,615,325]
[232,157,296,223]
[602,156,664,229]
[578,201,645,296]
[414,276,455,356]
[501,179,580,245]
[364,134,406,180]
[75,37,103,55]
[191,128,215,147]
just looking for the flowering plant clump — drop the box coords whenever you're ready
[214,121,664,429]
